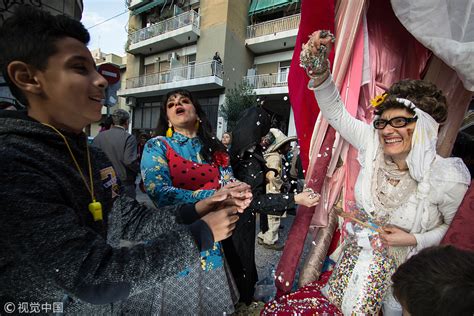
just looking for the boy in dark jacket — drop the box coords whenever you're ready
[0,6,251,314]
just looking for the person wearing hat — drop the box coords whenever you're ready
[257,128,297,250]
[93,109,139,198]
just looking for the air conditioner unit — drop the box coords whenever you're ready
[126,97,136,107]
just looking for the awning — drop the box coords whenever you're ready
[248,0,299,16]
[132,0,166,16]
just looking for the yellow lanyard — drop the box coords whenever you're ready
[42,123,103,221]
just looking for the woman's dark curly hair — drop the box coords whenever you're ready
[156,89,226,163]
[374,79,448,124]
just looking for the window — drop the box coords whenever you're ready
[278,60,291,83]
[186,54,196,79]
[198,96,219,130]
[145,64,155,75]
[159,61,170,83]
[133,101,161,130]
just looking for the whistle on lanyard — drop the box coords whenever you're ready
[88,201,103,221]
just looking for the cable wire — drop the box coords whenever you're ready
[86,10,129,29]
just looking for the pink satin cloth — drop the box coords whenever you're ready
[275,0,336,297]
[274,0,366,295]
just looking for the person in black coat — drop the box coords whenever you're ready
[223,107,319,304]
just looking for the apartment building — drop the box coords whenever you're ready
[120,0,300,137]
[244,0,300,136]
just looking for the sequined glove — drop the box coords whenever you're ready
[300,30,335,86]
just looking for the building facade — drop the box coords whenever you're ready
[89,49,129,137]
[120,0,300,137]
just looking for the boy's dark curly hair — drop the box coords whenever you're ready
[0,6,90,106]
[374,79,448,124]
[392,245,474,316]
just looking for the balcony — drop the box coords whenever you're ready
[127,0,151,10]
[127,10,200,55]
[119,60,223,98]
[243,73,288,95]
[245,14,300,54]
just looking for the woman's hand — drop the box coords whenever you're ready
[195,181,252,216]
[301,30,335,86]
[217,181,251,198]
[306,30,335,57]
[294,189,320,207]
[201,207,240,242]
[380,226,417,247]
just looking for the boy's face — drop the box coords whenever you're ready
[29,37,107,132]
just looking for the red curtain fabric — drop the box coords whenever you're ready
[262,272,342,315]
[441,181,474,251]
[288,0,335,172]
[276,0,336,296]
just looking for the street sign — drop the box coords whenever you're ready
[97,63,120,85]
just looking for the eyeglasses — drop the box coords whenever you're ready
[373,116,418,129]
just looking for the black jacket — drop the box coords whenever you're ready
[0,111,211,313]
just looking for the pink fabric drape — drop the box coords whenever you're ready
[423,56,473,157]
[311,10,367,228]
[274,0,365,296]
[296,3,367,287]
[276,0,336,296]
[365,0,431,100]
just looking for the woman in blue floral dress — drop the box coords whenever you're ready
[139,89,238,315]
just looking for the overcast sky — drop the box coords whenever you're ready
[82,0,129,56]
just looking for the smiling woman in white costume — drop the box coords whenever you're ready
[262,30,471,316]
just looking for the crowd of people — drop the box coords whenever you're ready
[0,5,472,316]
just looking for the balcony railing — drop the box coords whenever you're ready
[129,10,200,45]
[247,13,300,39]
[126,60,223,89]
[244,73,288,89]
